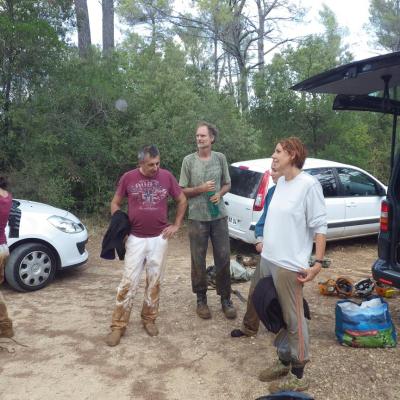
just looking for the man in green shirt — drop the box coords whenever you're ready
[179,121,236,320]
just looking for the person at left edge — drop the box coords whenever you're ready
[105,145,187,346]
[0,176,14,339]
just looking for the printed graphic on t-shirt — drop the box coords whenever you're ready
[127,180,168,210]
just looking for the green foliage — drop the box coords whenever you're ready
[368,0,400,52]
[5,42,258,212]
[117,0,174,49]
[0,1,395,214]
[250,6,392,182]
[0,0,71,170]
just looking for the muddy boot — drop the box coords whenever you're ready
[258,359,291,382]
[0,301,14,338]
[105,329,123,347]
[196,292,211,319]
[143,321,159,337]
[221,298,237,319]
[0,319,14,338]
[268,372,309,393]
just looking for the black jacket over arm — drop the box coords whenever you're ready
[252,276,310,334]
[100,210,131,261]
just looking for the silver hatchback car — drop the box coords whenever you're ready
[5,199,88,292]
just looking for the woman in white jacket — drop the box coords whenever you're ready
[257,137,327,393]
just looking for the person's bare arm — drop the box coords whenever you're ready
[111,193,128,243]
[110,193,124,215]
[162,192,187,239]
[182,180,215,198]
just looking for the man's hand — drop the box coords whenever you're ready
[255,242,263,253]
[161,224,180,239]
[297,264,321,284]
[201,180,215,193]
[209,192,221,204]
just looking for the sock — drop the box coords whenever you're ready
[279,359,290,367]
[291,366,304,379]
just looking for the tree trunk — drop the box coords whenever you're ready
[2,0,15,138]
[102,0,114,55]
[238,60,249,112]
[256,0,265,71]
[75,0,91,58]
[227,54,234,97]
[394,0,400,51]
[151,15,156,52]
[213,34,219,90]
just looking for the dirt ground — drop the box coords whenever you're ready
[1,222,400,400]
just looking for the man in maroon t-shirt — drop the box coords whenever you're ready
[105,145,187,346]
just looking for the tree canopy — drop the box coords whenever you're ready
[0,0,395,212]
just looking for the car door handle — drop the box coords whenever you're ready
[346,202,357,207]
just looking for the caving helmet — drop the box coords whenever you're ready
[335,277,354,297]
[318,279,337,296]
[354,278,375,297]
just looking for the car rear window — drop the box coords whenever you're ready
[229,166,263,199]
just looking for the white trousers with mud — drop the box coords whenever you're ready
[110,234,168,332]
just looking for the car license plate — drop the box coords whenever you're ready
[228,216,238,225]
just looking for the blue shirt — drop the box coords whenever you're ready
[254,186,276,240]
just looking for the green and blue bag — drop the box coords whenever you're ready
[335,297,397,348]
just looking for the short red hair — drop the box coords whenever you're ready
[278,137,307,169]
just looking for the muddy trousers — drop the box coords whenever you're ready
[110,234,168,332]
[188,218,231,299]
[0,247,13,334]
[241,260,261,336]
[260,257,309,367]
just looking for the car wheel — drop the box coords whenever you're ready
[5,243,57,292]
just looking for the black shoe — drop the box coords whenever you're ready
[221,298,237,319]
[230,329,247,338]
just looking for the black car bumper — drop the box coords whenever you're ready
[372,258,400,288]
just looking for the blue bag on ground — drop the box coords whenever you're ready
[335,297,397,348]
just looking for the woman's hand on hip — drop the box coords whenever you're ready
[297,264,321,284]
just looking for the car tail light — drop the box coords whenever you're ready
[253,171,270,211]
[380,200,390,232]
[379,278,393,286]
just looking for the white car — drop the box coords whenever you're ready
[5,199,89,292]
[224,158,387,244]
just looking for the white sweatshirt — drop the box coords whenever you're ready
[261,171,327,272]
